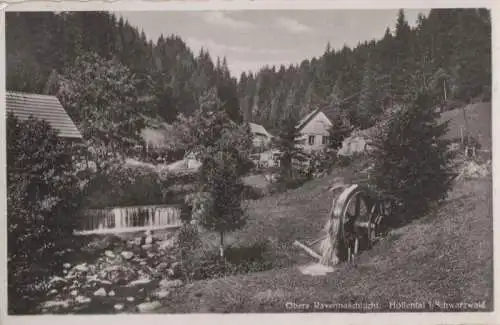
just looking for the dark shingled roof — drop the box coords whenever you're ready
[6,91,82,139]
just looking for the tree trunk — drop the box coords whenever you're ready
[443,79,448,101]
[219,231,225,258]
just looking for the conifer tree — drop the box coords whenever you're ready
[175,88,252,258]
[356,55,379,128]
[370,92,456,221]
[272,117,307,182]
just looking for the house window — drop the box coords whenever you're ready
[308,135,315,145]
[322,136,328,145]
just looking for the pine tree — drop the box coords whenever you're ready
[272,116,307,182]
[175,88,252,258]
[356,54,379,128]
[327,114,352,151]
[370,92,456,221]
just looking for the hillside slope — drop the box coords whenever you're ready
[439,102,491,150]
[157,177,493,313]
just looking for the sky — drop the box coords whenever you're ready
[119,9,430,78]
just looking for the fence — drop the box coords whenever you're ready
[74,204,183,235]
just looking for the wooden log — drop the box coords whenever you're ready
[293,240,322,260]
[307,235,328,247]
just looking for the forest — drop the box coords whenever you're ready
[6,9,491,135]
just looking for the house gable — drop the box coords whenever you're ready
[296,110,333,152]
[299,111,332,135]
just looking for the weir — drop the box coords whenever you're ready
[74,204,183,235]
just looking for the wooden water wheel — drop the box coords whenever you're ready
[332,184,389,263]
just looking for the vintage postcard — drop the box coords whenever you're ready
[0,0,497,325]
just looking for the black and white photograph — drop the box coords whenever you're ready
[1,1,494,320]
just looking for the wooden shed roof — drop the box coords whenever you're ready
[6,91,82,139]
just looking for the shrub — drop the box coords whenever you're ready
[336,154,353,167]
[179,242,273,281]
[7,114,83,314]
[370,92,456,222]
[82,164,173,209]
[242,185,266,200]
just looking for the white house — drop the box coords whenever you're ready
[296,108,333,153]
[249,122,273,147]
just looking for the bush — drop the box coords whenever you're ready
[7,115,84,314]
[242,185,266,200]
[179,242,272,281]
[83,165,173,209]
[370,93,456,222]
[336,154,354,167]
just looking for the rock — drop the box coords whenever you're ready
[153,289,170,299]
[63,270,68,275]
[41,299,71,309]
[137,301,162,313]
[126,297,135,302]
[75,295,91,304]
[93,288,107,297]
[159,279,183,289]
[98,279,113,285]
[114,304,124,311]
[121,251,134,260]
[171,262,181,274]
[63,263,71,269]
[134,237,142,246]
[70,290,78,297]
[74,263,89,272]
[105,250,116,258]
[49,289,58,295]
[108,290,116,297]
[158,238,176,250]
[49,276,68,285]
[144,236,153,245]
[141,244,152,250]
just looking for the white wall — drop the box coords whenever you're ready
[297,111,332,153]
[338,135,368,156]
[253,134,270,147]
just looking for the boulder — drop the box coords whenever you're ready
[75,295,91,304]
[158,238,176,250]
[105,250,116,258]
[126,297,135,302]
[121,251,134,260]
[74,263,89,272]
[127,278,151,287]
[49,276,67,288]
[114,303,124,311]
[41,299,71,309]
[145,235,153,245]
[63,263,71,269]
[93,288,107,297]
[134,237,143,246]
[159,279,183,289]
[153,289,170,299]
[108,290,116,297]
[137,301,162,313]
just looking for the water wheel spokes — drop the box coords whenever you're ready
[336,186,372,263]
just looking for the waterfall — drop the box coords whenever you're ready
[76,205,182,234]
